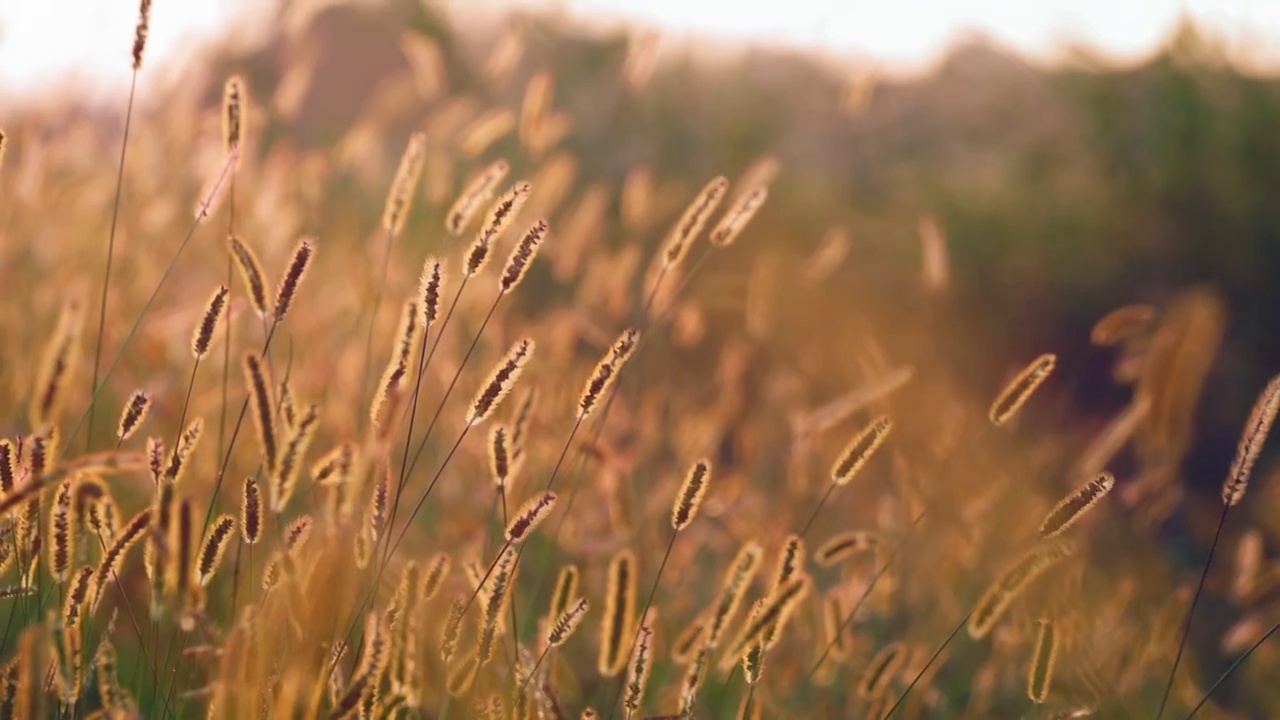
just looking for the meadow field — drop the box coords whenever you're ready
[2,0,1280,718]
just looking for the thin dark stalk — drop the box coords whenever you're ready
[328,425,472,687]
[217,178,236,499]
[153,623,180,708]
[391,326,431,534]
[357,227,396,435]
[398,291,502,486]
[1156,502,1232,720]
[458,537,512,621]
[803,508,927,682]
[383,274,469,535]
[506,414,584,637]
[515,262,684,639]
[881,608,974,719]
[1183,623,1278,720]
[384,289,500,568]
[797,483,838,539]
[201,322,279,533]
[86,70,139,452]
[603,530,677,720]
[521,644,553,693]
[65,150,238,452]
[175,360,200,449]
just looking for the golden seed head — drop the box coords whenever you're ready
[1038,471,1115,538]
[990,353,1056,426]
[222,75,245,157]
[547,596,589,647]
[116,390,152,443]
[1223,372,1280,506]
[382,133,428,236]
[228,235,269,316]
[500,220,549,294]
[709,184,769,248]
[830,415,892,485]
[662,175,730,268]
[418,257,445,327]
[446,159,510,235]
[671,459,712,531]
[467,338,535,426]
[505,491,556,543]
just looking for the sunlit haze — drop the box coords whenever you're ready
[3,0,1280,96]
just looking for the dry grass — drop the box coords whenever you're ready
[2,2,1280,719]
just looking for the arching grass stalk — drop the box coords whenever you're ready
[66,149,239,454]
[85,70,140,452]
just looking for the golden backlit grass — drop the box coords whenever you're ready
[1,3,1280,720]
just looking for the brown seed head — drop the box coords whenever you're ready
[500,220,548,293]
[671,459,711,531]
[274,236,316,322]
[116,390,151,443]
[467,338,535,426]
[192,286,229,358]
[1223,372,1280,506]
[505,491,556,543]
[132,0,151,69]
[228,236,269,316]
[418,257,445,327]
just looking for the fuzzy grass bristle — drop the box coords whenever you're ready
[830,415,892,485]
[198,514,236,586]
[164,417,203,484]
[467,337,534,426]
[222,75,245,156]
[990,353,1057,426]
[599,548,638,677]
[671,459,711,531]
[857,641,907,699]
[382,133,428,236]
[418,257,445,327]
[548,596,590,647]
[500,220,549,294]
[228,235,269,316]
[1028,618,1059,703]
[116,390,151,442]
[722,574,810,665]
[31,298,84,429]
[447,159,510,235]
[273,236,315,322]
[968,541,1075,640]
[506,491,556,542]
[241,476,262,545]
[242,353,279,474]
[1039,471,1115,538]
[1223,371,1280,506]
[131,0,151,69]
[703,541,764,650]
[662,175,730,268]
[709,184,768,248]
[192,285,229,358]
[578,328,640,419]
[813,530,880,566]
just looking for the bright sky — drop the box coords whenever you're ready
[2,0,1280,96]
